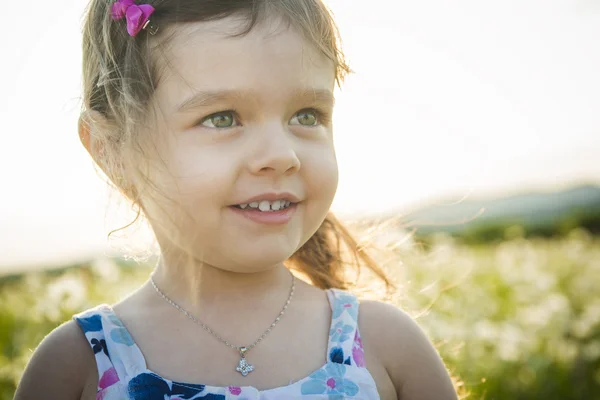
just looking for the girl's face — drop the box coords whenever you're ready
[142,16,338,272]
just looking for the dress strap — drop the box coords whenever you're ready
[74,305,147,393]
[325,289,367,368]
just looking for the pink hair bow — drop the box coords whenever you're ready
[111,0,156,37]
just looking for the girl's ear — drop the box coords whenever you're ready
[78,110,112,169]
[78,110,137,201]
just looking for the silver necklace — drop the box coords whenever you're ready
[149,272,295,376]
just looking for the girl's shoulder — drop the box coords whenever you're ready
[14,319,99,400]
[357,299,458,399]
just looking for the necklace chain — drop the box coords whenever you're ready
[149,272,295,354]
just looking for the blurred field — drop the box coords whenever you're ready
[1,228,599,399]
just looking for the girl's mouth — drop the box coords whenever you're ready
[233,200,294,212]
[229,201,298,225]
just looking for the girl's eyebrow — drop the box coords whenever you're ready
[176,90,244,113]
[175,88,335,113]
[298,88,335,107]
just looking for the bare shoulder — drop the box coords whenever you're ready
[359,300,457,400]
[14,320,98,400]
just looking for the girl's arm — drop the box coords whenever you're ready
[360,301,458,400]
[14,320,97,400]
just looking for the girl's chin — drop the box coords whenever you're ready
[216,250,297,272]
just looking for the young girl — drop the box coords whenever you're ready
[15,0,457,399]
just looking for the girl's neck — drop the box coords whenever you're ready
[151,256,294,316]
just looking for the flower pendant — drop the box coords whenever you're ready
[236,347,255,376]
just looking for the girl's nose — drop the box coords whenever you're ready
[247,123,301,176]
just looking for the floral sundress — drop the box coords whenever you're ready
[73,288,380,399]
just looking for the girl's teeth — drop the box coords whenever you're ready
[271,200,281,211]
[238,200,294,211]
[258,200,270,212]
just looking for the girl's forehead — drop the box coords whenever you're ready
[153,16,335,113]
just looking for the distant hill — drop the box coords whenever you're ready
[386,184,600,236]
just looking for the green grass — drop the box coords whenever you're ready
[1,229,599,399]
[398,229,600,399]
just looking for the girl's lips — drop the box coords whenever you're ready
[229,203,298,225]
[233,192,301,205]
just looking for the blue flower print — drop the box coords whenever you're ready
[107,312,135,346]
[300,363,359,399]
[329,321,354,343]
[329,347,352,365]
[128,372,225,400]
[110,326,135,346]
[332,294,358,321]
[78,314,103,332]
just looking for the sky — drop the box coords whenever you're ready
[0,0,599,271]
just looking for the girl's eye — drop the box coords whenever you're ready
[290,109,319,126]
[199,111,238,128]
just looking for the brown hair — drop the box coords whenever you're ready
[81,0,394,294]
